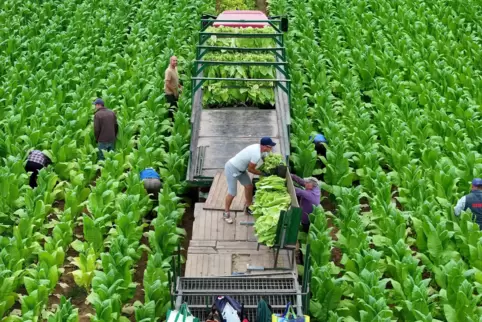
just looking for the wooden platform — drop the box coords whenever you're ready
[188,108,287,180]
[184,203,293,277]
[203,172,255,211]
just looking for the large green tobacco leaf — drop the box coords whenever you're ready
[47,296,79,322]
[0,277,16,317]
[310,265,345,321]
[83,215,105,255]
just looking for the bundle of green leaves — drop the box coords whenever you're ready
[206,26,276,48]
[202,50,276,107]
[218,0,255,12]
[259,153,285,173]
[251,176,291,247]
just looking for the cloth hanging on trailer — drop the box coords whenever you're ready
[215,296,245,322]
[167,303,200,322]
[256,299,272,322]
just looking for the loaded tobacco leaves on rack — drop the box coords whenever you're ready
[217,0,256,13]
[203,53,276,106]
[203,27,277,107]
[206,26,276,48]
[251,176,291,247]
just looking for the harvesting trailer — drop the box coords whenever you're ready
[173,11,310,321]
[186,10,292,186]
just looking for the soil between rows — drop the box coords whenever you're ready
[44,193,196,320]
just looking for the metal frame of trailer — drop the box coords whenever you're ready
[172,12,313,322]
[187,13,291,186]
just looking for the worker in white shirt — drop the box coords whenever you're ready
[223,137,276,224]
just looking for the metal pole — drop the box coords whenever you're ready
[302,244,311,313]
[178,243,182,279]
[172,255,177,302]
[168,269,174,309]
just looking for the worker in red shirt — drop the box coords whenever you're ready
[25,150,52,188]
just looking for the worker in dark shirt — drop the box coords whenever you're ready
[290,174,321,232]
[25,150,52,188]
[93,98,118,161]
[140,168,162,200]
[454,178,482,229]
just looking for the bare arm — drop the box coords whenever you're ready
[247,162,262,176]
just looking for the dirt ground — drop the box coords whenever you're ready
[44,191,196,320]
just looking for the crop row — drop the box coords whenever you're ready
[0,0,213,321]
[269,0,482,320]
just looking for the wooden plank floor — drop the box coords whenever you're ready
[203,171,254,211]
[199,109,279,138]
[185,203,294,277]
[194,108,284,178]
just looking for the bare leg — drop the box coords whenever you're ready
[225,194,235,213]
[244,184,254,208]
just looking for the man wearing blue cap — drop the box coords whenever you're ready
[93,98,118,161]
[454,178,482,229]
[223,137,276,224]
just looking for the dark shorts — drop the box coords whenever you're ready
[165,94,178,118]
[315,142,326,157]
[25,161,44,188]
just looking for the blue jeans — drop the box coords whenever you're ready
[98,142,115,160]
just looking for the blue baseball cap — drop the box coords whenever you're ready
[93,98,104,106]
[472,178,482,186]
[260,137,276,147]
[313,134,327,143]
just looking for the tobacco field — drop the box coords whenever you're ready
[0,0,214,320]
[1,0,482,321]
[268,0,482,320]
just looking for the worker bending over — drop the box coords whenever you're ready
[291,174,321,233]
[313,133,328,157]
[140,167,162,200]
[25,150,52,188]
[223,137,276,224]
[454,178,482,230]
